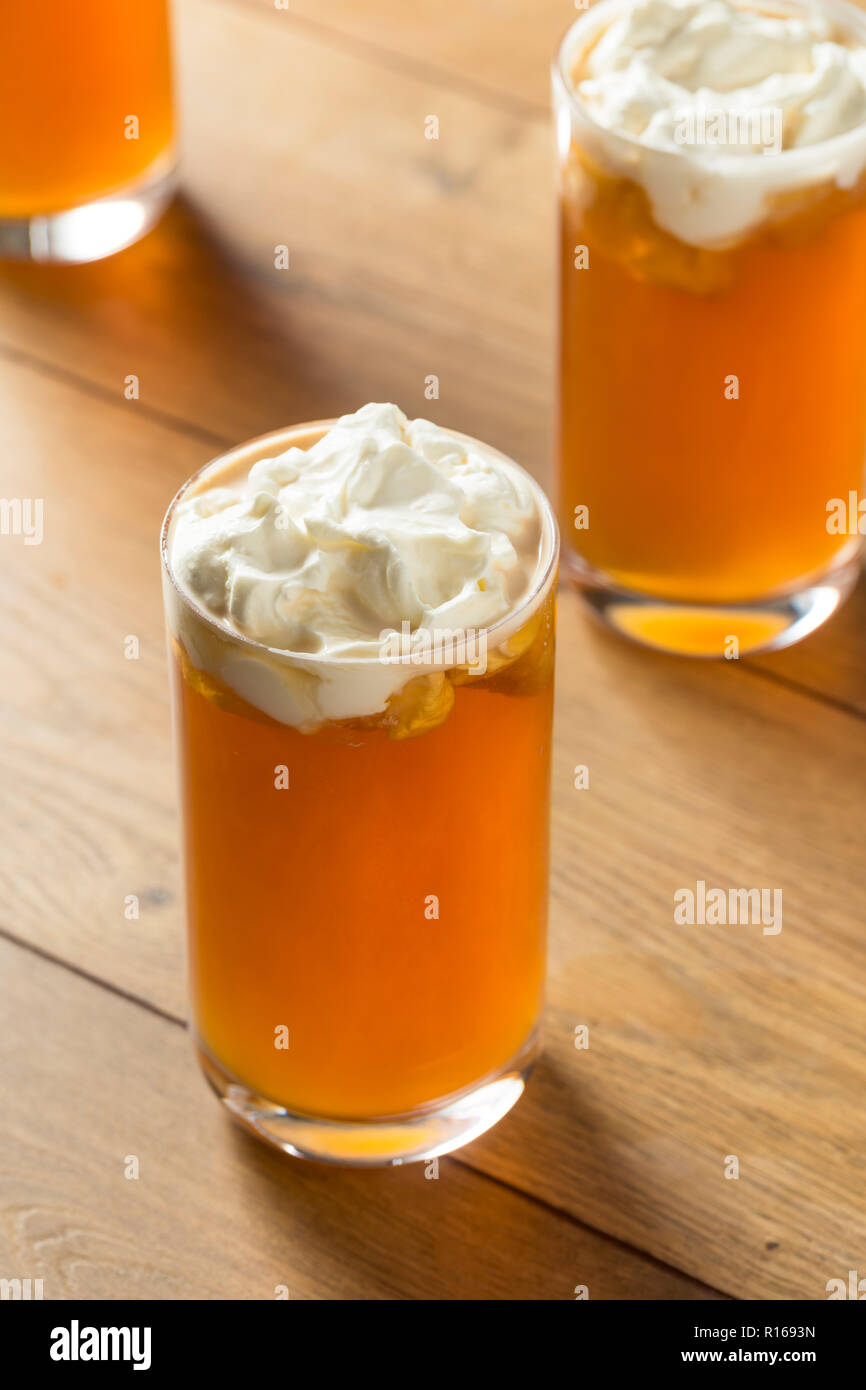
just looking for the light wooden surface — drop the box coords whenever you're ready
[1,0,864,1300]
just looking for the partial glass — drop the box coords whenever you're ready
[554,0,866,656]
[0,1,175,263]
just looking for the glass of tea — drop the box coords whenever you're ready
[554,0,866,656]
[0,0,175,262]
[161,405,559,1165]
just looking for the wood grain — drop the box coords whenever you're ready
[232,0,568,109]
[2,355,864,1298]
[749,578,866,717]
[0,938,721,1301]
[475,591,866,1299]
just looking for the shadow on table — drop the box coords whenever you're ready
[221,1121,556,1301]
[217,1053,717,1301]
[0,191,350,441]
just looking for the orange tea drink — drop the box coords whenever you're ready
[554,0,866,655]
[0,0,175,262]
[162,405,558,1165]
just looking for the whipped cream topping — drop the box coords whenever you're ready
[165,404,551,727]
[579,0,866,152]
[559,0,866,247]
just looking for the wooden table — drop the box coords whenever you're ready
[2,0,864,1301]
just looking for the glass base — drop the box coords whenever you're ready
[564,548,861,657]
[0,160,176,264]
[195,1031,539,1167]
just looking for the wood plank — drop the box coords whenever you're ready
[0,939,721,1300]
[472,589,866,1299]
[231,0,566,109]
[2,355,864,1297]
[749,573,866,717]
[0,361,199,1010]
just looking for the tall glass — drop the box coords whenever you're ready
[0,1,175,263]
[554,0,866,657]
[161,422,559,1165]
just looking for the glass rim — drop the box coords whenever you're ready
[160,418,560,669]
[553,0,866,174]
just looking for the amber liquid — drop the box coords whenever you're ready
[0,1,174,217]
[558,149,866,606]
[169,556,555,1120]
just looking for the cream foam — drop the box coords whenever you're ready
[557,0,866,247]
[164,405,552,727]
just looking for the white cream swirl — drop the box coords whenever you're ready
[165,404,550,727]
[559,0,866,247]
